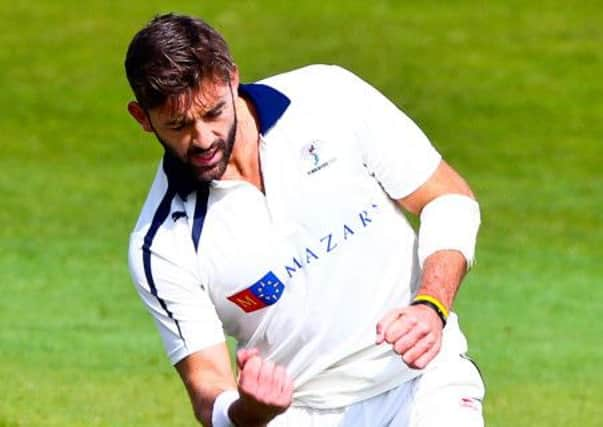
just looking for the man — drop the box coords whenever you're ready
[126,13,485,427]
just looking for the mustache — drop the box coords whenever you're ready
[188,140,224,156]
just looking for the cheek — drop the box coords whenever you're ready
[158,132,192,156]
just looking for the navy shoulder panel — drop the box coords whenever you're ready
[239,83,291,135]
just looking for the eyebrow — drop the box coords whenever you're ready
[204,100,227,116]
[164,100,227,127]
[164,116,186,126]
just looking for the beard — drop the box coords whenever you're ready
[155,114,237,184]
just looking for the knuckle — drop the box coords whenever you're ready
[246,356,261,371]
[384,332,396,344]
[387,308,400,318]
[393,340,405,354]
[416,322,430,335]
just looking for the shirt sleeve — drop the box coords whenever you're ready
[329,65,442,200]
[128,229,225,365]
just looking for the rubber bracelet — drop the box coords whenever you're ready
[411,295,448,327]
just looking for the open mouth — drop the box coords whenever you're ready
[190,146,221,168]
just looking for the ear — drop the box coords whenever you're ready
[127,101,154,132]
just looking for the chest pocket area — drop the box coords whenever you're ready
[288,133,377,235]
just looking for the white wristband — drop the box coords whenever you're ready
[212,389,239,427]
[418,194,481,269]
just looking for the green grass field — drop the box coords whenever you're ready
[1,1,602,425]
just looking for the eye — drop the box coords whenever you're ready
[205,108,223,120]
[170,120,190,131]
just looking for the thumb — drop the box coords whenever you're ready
[375,307,405,344]
[236,348,260,370]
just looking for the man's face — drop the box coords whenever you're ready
[132,78,238,183]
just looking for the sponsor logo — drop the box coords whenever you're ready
[282,203,379,279]
[227,271,285,313]
[300,140,336,175]
[227,202,380,314]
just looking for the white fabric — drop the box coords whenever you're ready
[267,344,484,426]
[128,64,472,409]
[417,194,481,268]
[409,352,484,427]
[211,390,239,427]
[128,169,225,363]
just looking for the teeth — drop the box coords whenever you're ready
[193,148,218,164]
[201,148,216,159]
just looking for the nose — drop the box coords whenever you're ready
[191,119,215,150]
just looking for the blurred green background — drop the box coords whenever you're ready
[1,1,601,426]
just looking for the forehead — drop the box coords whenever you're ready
[156,78,231,119]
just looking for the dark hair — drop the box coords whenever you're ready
[125,13,235,110]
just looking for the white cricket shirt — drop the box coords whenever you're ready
[128,65,469,409]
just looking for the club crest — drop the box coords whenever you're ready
[300,140,336,175]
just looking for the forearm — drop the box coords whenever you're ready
[174,347,237,426]
[416,249,467,312]
[380,162,479,368]
[172,373,235,425]
[181,375,236,426]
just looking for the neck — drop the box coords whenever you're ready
[221,95,263,191]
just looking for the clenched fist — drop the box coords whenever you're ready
[228,348,293,427]
[376,304,444,369]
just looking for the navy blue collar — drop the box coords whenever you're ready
[163,82,290,199]
[238,83,291,135]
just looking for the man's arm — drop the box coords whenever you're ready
[376,160,479,369]
[175,344,293,427]
[175,343,236,425]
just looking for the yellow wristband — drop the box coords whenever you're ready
[413,294,449,320]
